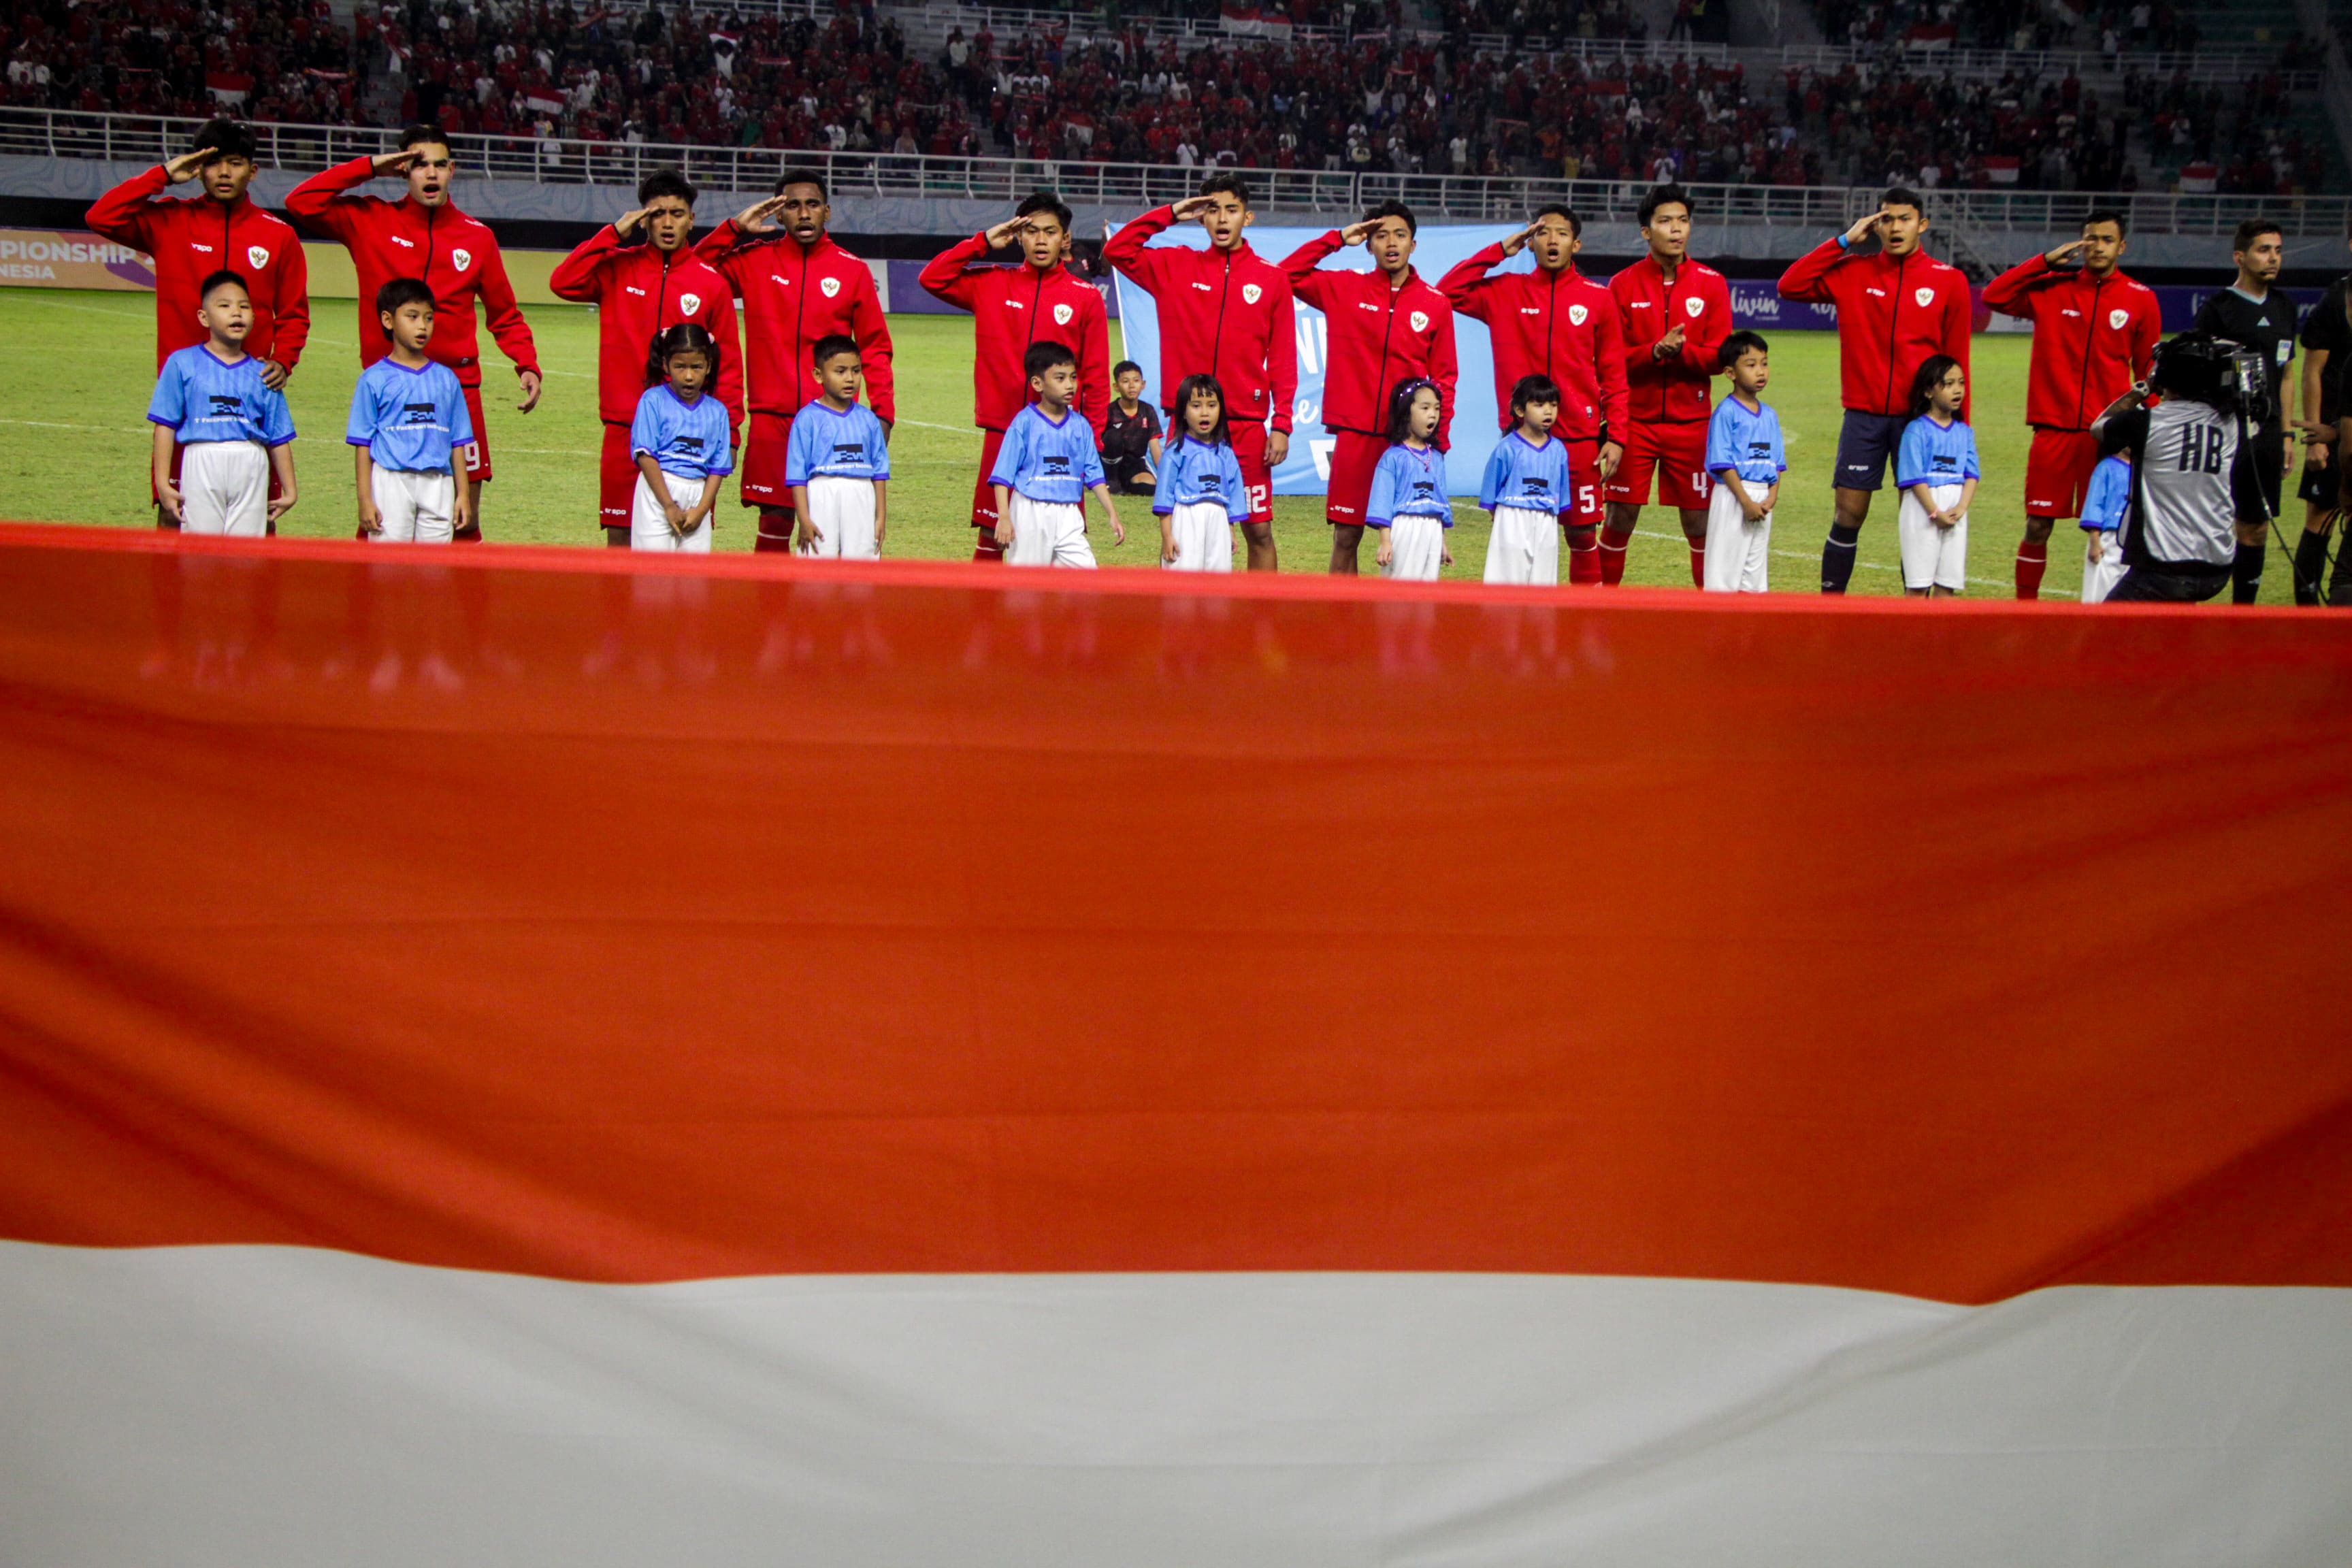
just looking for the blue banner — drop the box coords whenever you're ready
[1111,221,1522,497]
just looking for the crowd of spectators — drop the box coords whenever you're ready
[0,0,2334,198]
[1810,0,2208,56]
[2,0,356,124]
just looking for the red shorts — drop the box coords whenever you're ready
[738,410,794,514]
[2025,427,2103,519]
[971,427,1007,528]
[1230,421,1275,525]
[1607,419,1710,511]
[459,382,491,481]
[599,422,636,525]
[1325,429,1387,525]
[1558,437,1605,529]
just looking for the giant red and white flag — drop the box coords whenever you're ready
[1,526,2347,1565]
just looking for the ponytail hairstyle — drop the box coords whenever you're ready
[1908,354,1963,419]
[1384,376,1441,445]
[1169,372,1230,448]
[648,321,721,387]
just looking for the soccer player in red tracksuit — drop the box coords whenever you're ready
[920,191,1109,562]
[1102,173,1298,571]
[1284,201,1458,575]
[86,117,310,525]
[1777,186,1972,593]
[1608,184,1733,588]
[550,167,743,545]
[697,167,896,553]
[1439,203,1622,584]
[1982,210,2160,598]
[287,124,542,542]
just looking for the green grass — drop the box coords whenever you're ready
[0,287,2244,599]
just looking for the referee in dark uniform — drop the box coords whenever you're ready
[2192,218,2300,604]
[2292,244,2352,605]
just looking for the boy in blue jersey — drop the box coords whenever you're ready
[1152,372,1245,572]
[2078,450,2132,604]
[630,323,734,553]
[991,340,1123,568]
[787,335,891,560]
[1479,373,1571,585]
[1894,356,1980,598]
[1703,331,1784,593]
[348,278,476,544]
[148,270,297,536]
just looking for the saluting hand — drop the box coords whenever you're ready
[1339,219,1375,246]
[2044,238,2089,268]
[1842,208,1891,246]
[734,194,789,233]
[984,215,1035,250]
[370,148,425,178]
[163,149,214,184]
[1171,195,1213,220]
[1498,222,1537,259]
[614,207,648,240]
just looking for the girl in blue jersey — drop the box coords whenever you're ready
[1369,378,1452,581]
[1895,355,1980,598]
[1152,374,1245,572]
[630,324,733,553]
[2078,450,2132,604]
[1479,374,1571,585]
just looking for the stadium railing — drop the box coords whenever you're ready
[7,107,2347,238]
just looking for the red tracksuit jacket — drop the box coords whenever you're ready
[1438,246,1622,441]
[1982,255,2161,432]
[1284,231,1458,446]
[1778,239,1971,419]
[697,222,896,425]
[1102,206,1298,432]
[919,233,1109,435]
[1610,255,1733,425]
[286,157,539,388]
[86,165,310,372]
[549,226,742,429]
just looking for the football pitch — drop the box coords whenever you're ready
[0,287,2200,600]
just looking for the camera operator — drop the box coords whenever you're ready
[2092,332,2269,604]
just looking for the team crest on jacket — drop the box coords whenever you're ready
[452,248,474,273]
[1567,304,1588,326]
[1684,295,1705,318]
[246,244,270,270]
[1409,309,1430,331]
[1243,282,1262,304]
[821,275,841,298]
[1054,302,1074,325]
[1914,286,1934,307]
[2109,308,2129,329]
[680,292,702,316]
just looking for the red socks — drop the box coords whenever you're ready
[1687,540,1705,587]
[2014,540,2048,600]
[1567,538,1602,585]
[1598,524,1634,586]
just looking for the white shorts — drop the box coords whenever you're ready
[178,440,270,537]
[370,468,457,544]
[1162,500,1234,572]
[2082,531,2127,604]
[1702,481,1771,593]
[800,474,879,559]
[632,472,713,553]
[1381,513,1446,581]
[1482,504,1558,585]
[1004,493,1095,568]
[1897,483,1969,591]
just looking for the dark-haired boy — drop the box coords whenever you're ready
[1777,187,1971,593]
[551,166,742,544]
[148,270,297,537]
[1984,210,2160,598]
[2192,219,2300,603]
[1102,360,1163,495]
[1283,200,1458,574]
[1608,184,1731,587]
[922,191,1110,561]
[287,123,542,540]
[1441,203,1624,583]
[990,340,1122,568]
[1103,174,1296,568]
[348,278,475,544]
[698,168,896,553]
[787,335,889,559]
[88,118,310,525]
